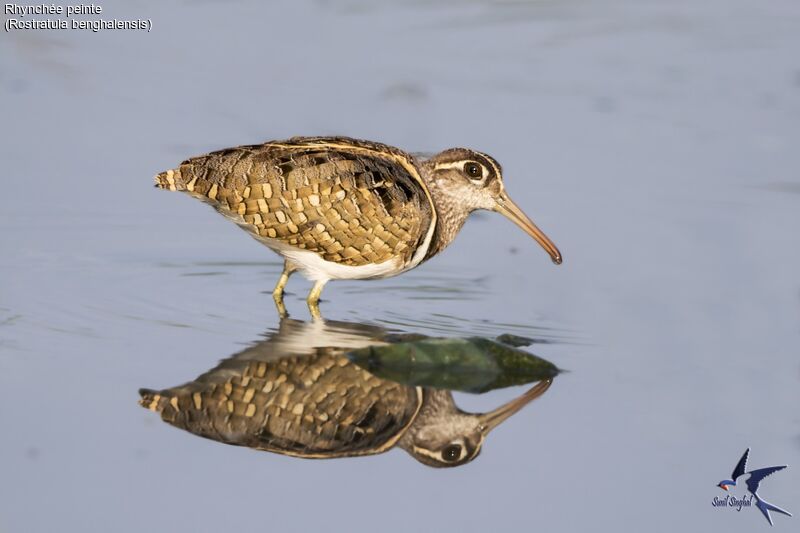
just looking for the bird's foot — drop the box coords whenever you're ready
[273,293,289,318]
[271,260,298,319]
[306,279,327,320]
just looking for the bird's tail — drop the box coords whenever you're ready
[756,498,792,526]
[138,388,170,412]
[153,168,187,191]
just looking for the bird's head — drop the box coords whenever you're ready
[398,379,552,468]
[401,412,486,468]
[718,480,736,491]
[425,148,562,265]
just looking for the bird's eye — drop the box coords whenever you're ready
[441,444,463,462]
[464,162,482,179]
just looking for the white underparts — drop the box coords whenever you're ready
[250,217,436,282]
[276,242,403,281]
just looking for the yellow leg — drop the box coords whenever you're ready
[272,261,297,317]
[306,279,328,319]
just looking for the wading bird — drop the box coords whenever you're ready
[155,137,561,314]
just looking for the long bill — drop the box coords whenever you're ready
[495,193,562,264]
[477,378,553,434]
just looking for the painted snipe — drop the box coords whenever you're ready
[139,317,554,467]
[155,136,561,313]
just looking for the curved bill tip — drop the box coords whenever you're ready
[478,378,554,433]
[496,194,563,265]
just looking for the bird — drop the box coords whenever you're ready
[154,136,562,314]
[139,317,554,467]
[718,448,792,526]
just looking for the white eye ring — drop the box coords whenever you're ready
[441,442,465,462]
[464,161,483,180]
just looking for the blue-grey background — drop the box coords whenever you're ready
[1,0,798,531]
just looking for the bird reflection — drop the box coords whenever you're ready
[139,318,554,467]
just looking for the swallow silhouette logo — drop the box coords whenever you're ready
[714,448,792,526]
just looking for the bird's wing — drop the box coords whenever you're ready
[172,136,436,267]
[746,465,788,494]
[732,448,750,480]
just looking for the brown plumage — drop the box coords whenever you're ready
[139,318,554,467]
[154,136,562,313]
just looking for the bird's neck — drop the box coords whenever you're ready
[397,389,458,449]
[423,176,473,260]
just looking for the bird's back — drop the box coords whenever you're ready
[155,137,436,271]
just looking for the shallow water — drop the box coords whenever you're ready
[2,0,799,531]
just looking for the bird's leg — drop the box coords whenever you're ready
[272,260,298,317]
[272,260,298,300]
[274,297,289,319]
[306,279,328,319]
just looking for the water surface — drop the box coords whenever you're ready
[1,0,799,531]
